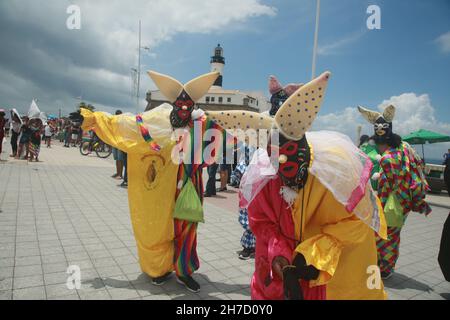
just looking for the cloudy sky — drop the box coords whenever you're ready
[1,0,450,159]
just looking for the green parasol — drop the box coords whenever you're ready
[403,129,450,162]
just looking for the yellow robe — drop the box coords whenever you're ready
[292,175,387,300]
[81,108,179,277]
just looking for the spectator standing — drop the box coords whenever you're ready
[111,110,124,180]
[16,117,31,159]
[64,121,71,147]
[44,123,53,148]
[444,149,450,197]
[0,109,5,156]
[9,109,22,157]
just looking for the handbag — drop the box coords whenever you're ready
[384,193,404,228]
[173,178,204,223]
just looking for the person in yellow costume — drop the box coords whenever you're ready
[80,70,274,292]
[236,71,388,300]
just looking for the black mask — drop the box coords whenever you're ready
[373,117,393,141]
[170,90,195,128]
[270,133,310,191]
[269,90,289,116]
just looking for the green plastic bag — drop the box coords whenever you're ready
[173,179,204,223]
[384,193,404,228]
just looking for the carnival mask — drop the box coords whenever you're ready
[170,90,195,128]
[270,72,331,190]
[148,70,220,129]
[268,76,303,117]
[358,105,396,140]
[276,134,310,191]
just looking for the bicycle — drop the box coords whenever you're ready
[80,138,112,158]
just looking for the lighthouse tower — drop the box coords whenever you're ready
[210,44,225,89]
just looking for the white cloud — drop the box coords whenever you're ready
[313,93,450,160]
[317,31,365,56]
[0,0,276,115]
[436,31,450,53]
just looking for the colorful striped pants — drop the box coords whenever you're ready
[174,219,199,278]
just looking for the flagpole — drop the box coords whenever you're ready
[137,20,142,114]
[311,0,321,80]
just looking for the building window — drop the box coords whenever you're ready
[243,98,249,106]
[206,97,210,103]
[257,100,259,106]
[227,97,231,103]
[218,97,223,103]
[211,97,215,103]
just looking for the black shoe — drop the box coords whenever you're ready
[177,276,200,293]
[152,272,172,286]
[203,193,215,198]
[119,181,128,188]
[216,187,227,192]
[381,271,393,280]
[238,248,255,260]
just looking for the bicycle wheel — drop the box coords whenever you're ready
[80,141,91,156]
[95,142,112,158]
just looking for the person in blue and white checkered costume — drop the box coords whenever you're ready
[238,208,256,260]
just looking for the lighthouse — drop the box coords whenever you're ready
[210,44,225,88]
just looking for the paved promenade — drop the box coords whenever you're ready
[0,141,449,300]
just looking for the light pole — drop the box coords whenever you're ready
[311,0,321,80]
[135,20,151,114]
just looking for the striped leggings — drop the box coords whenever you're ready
[174,219,199,277]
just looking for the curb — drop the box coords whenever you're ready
[428,201,450,210]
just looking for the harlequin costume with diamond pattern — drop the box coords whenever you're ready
[358,105,431,277]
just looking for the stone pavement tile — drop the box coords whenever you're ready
[141,294,172,300]
[43,262,68,274]
[126,272,152,285]
[44,272,69,285]
[45,283,76,299]
[40,246,65,256]
[92,257,118,268]
[14,265,43,277]
[0,290,12,300]
[88,250,112,259]
[133,281,166,297]
[62,245,86,254]
[67,259,94,270]
[102,275,132,289]
[108,287,141,300]
[0,249,15,258]
[0,278,13,291]
[410,290,446,300]
[78,289,111,300]
[225,291,251,300]
[96,265,124,278]
[65,251,90,261]
[41,253,66,264]
[48,293,80,300]
[13,275,44,289]
[0,257,15,268]
[13,286,46,300]
[15,255,42,267]
[113,254,136,266]
[108,248,131,257]
[119,263,142,275]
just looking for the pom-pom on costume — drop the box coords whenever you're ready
[358,105,431,278]
[237,72,387,300]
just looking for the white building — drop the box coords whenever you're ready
[146,44,270,112]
